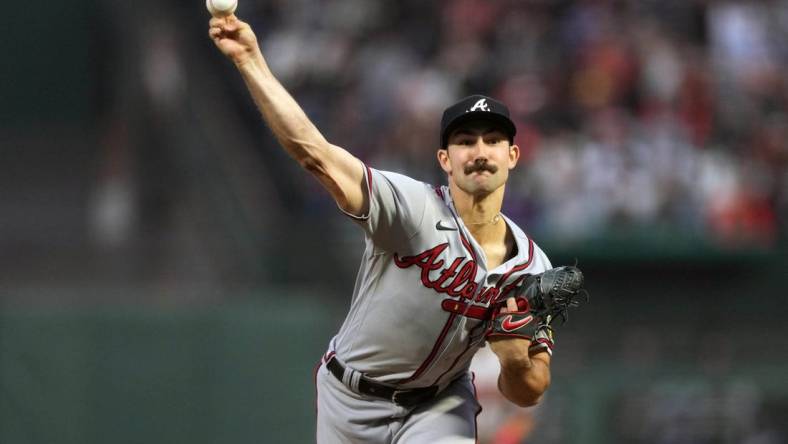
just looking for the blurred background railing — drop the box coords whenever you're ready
[1,0,787,443]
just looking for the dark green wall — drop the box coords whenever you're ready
[2,296,786,444]
[0,301,338,444]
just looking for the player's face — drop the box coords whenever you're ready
[437,123,520,196]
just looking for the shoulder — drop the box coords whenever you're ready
[369,168,441,200]
[372,169,431,188]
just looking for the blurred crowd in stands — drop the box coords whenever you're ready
[234,0,788,248]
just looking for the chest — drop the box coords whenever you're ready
[472,225,516,270]
[479,242,510,270]
[456,215,515,270]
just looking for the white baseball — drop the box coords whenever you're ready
[206,0,237,17]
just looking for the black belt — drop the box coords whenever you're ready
[326,356,439,408]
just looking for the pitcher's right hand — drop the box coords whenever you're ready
[208,15,262,68]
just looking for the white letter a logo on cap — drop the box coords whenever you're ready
[469,98,490,112]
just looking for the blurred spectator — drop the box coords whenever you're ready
[234,0,788,250]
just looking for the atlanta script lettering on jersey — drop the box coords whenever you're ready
[393,243,525,319]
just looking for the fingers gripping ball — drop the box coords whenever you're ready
[206,0,237,17]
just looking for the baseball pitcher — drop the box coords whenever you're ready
[209,14,587,444]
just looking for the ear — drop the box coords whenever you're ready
[437,148,452,174]
[508,144,520,170]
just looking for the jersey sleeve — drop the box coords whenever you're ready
[339,165,429,250]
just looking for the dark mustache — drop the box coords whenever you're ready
[464,159,498,175]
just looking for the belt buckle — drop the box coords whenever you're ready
[391,387,435,407]
[390,389,412,406]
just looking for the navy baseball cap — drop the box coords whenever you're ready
[440,95,517,148]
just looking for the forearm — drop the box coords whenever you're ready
[235,54,331,166]
[497,351,551,407]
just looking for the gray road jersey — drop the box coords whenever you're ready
[329,167,552,389]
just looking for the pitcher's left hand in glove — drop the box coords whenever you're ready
[487,266,588,355]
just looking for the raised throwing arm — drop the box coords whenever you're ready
[208,15,368,216]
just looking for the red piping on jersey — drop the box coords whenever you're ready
[458,229,478,262]
[431,308,492,386]
[406,218,479,386]
[496,237,535,288]
[404,187,534,386]
[431,334,475,386]
[398,313,457,384]
[436,185,478,262]
[430,239,537,387]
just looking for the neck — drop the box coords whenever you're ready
[448,181,506,241]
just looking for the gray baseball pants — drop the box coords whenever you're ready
[315,358,481,443]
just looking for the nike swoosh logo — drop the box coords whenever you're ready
[436,221,458,231]
[501,314,533,332]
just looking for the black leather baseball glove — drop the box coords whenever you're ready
[487,266,588,355]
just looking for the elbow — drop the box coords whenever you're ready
[299,155,353,210]
[509,383,548,407]
[299,154,326,176]
[498,351,553,408]
[290,136,329,174]
[512,392,545,408]
[300,154,335,188]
